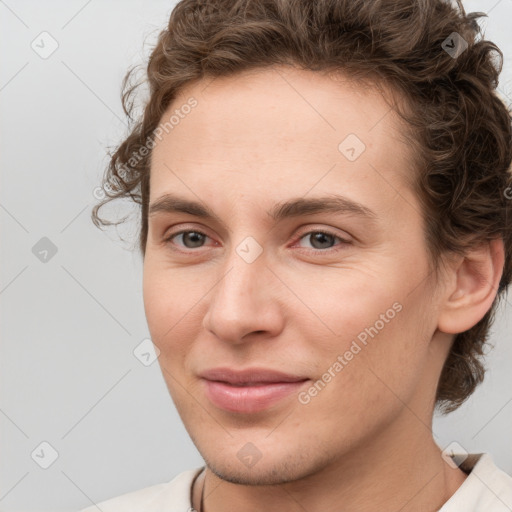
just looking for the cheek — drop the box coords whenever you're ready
[142,260,221,400]
[143,255,207,338]
[336,324,429,439]
[143,262,195,358]
[142,263,169,342]
[289,267,434,406]
[294,307,429,445]
[143,270,196,407]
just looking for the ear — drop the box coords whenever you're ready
[437,238,505,334]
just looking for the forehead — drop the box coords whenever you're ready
[149,66,414,210]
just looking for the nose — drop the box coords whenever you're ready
[202,248,285,344]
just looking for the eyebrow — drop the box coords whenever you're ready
[148,193,377,224]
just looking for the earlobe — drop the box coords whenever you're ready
[437,238,505,334]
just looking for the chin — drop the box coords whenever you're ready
[207,460,303,486]
[201,445,332,486]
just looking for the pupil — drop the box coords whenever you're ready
[311,232,333,249]
[185,232,204,248]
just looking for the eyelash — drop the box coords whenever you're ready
[163,228,350,253]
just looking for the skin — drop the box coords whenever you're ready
[142,65,504,512]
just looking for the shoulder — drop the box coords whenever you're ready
[79,467,204,512]
[440,453,512,511]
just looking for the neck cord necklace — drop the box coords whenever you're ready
[198,472,205,512]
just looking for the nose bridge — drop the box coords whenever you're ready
[217,231,268,294]
[212,242,267,314]
[203,238,281,342]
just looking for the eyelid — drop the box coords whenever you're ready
[292,225,352,243]
[164,227,213,246]
[290,228,352,253]
[164,224,351,253]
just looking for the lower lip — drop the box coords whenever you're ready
[202,379,309,413]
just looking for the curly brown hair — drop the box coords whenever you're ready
[92,0,512,414]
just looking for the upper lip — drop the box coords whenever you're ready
[199,367,309,384]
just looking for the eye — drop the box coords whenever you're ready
[163,228,350,253]
[165,230,211,249]
[295,230,349,251]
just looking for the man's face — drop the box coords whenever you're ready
[143,66,445,484]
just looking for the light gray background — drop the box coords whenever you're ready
[1,1,511,511]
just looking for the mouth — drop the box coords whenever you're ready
[199,367,310,413]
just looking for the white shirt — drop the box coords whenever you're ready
[79,453,512,511]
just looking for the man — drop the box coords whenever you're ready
[85,0,512,510]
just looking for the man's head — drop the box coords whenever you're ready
[92,0,511,483]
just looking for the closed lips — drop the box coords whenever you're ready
[215,380,308,387]
[201,372,310,413]
[199,367,309,384]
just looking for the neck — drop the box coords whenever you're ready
[192,412,467,512]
